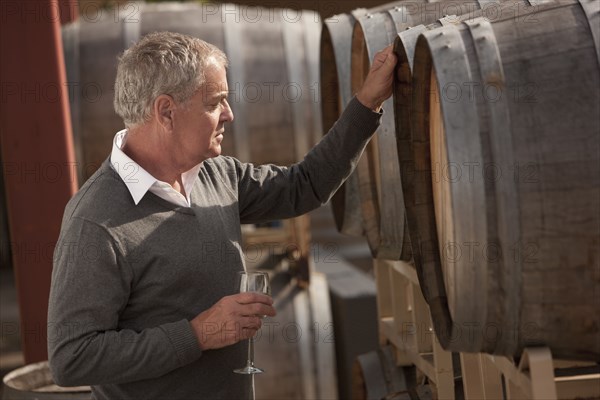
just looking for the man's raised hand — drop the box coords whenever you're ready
[356,45,398,111]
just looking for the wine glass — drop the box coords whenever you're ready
[233,271,271,374]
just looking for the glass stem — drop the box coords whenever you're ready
[248,337,255,366]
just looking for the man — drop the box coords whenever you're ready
[48,31,396,399]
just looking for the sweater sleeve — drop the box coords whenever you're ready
[47,216,202,387]
[237,96,381,224]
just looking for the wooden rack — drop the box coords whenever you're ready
[461,348,600,400]
[373,259,600,400]
[374,259,456,399]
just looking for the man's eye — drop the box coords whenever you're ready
[207,98,226,110]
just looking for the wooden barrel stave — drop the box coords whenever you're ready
[281,10,316,163]
[406,0,600,359]
[320,11,366,237]
[494,0,599,359]
[301,14,324,150]
[236,15,296,165]
[77,11,127,179]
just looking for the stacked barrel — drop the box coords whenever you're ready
[321,0,600,362]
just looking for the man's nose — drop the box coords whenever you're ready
[222,99,234,122]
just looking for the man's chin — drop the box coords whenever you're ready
[210,144,221,158]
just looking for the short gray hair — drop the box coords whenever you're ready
[114,31,228,128]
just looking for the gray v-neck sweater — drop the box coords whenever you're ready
[48,97,380,399]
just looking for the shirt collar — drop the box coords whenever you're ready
[110,129,157,205]
[110,130,204,206]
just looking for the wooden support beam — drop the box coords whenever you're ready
[0,0,78,363]
[58,0,78,24]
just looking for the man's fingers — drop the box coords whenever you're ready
[194,294,275,350]
[384,51,397,69]
[371,45,395,69]
[231,292,277,317]
[371,51,388,70]
[242,327,259,340]
[385,49,397,63]
[239,303,276,317]
[240,316,262,330]
[235,292,273,305]
[375,45,392,60]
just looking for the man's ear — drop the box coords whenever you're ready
[154,94,176,131]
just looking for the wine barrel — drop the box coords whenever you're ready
[351,346,415,400]
[404,0,600,359]
[2,362,91,400]
[351,0,501,260]
[319,3,403,237]
[62,2,321,182]
[320,10,365,237]
[393,0,537,302]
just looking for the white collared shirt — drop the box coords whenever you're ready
[110,129,202,207]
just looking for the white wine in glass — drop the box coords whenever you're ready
[233,271,270,374]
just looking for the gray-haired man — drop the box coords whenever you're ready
[48,31,396,399]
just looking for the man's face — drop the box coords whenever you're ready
[172,60,233,166]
